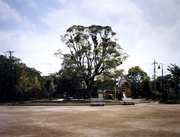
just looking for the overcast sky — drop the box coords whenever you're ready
[0,0,180,78]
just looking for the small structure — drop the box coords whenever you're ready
[103,89,122,99]
[103,75,131,100]
[118,75,133,104]
[90,98,104,106]
[90,93,104,106]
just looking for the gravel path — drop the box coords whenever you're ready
[0,103,180,137]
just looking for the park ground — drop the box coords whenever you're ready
[0,103,180,137]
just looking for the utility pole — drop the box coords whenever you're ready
[6,51,14,59]
[6,51,16,102]
[152,59,158,91]
[158,63,164,101]
[6,50,15,70]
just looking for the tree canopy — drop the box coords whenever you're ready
[55,25,128,97]
[0,54,44,102]
[15,69,32,97]
[127,66,147,83]
[127,66,150,98]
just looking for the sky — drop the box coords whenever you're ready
[0,0,180,78]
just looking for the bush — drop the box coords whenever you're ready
[152,91,162,101]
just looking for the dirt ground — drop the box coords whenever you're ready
[0,103,180,137]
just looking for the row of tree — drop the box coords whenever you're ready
[51,64,180,102]
[0,53,179,102]
[0,55,55,102]
[127,65,180,101]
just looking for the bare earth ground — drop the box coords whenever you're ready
[0,103,180,137]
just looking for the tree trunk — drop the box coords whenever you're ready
[175,82,179,101]
[21,91,24,103]
[176,88,179,101]
[85,79,94,99]
[86,82,91,99]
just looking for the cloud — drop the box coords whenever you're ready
[45,0,161,56]
[27,0,38,9]
[151,0,180,19]
[0,0,22,23]
[0,28,61,75]
[0,0,61,75]
[42,0,150,48]
[1,0,180,76]
[40,0,155,76]
[42,0,147,31]
[0,0,34,30]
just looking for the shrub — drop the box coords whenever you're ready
[152,91,162,101]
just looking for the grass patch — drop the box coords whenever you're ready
[10,99,126,106]
[104,100,124,105]
[122,102,135,105]
[11,100,90,106]
[159,99,180,104]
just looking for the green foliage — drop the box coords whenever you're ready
[56,67,82,97]
[0,54,43,102]
[95,69,124,90]
[16,69,32,93]
[49,79,56,93]
[152,91,162,101]
[32,76,42,93]
[141,77,152,98]
[167,64,180,100]
[128,66,147,82]
[56,25,127,97]
[15,69,32,102]
[127,66,150,98]
[44,77,56,100]
[151,64,180,103]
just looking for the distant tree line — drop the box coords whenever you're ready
[1,54,179,103]
[0,55,56,102]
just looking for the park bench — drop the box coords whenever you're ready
[122,98,133,103]
[122,98,134,105]
[90,98,104,106]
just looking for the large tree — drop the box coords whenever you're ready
[127,66,149,97]
[56,25,127,97]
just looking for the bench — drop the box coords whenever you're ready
[122,98,133,103]
[90,98,104,106]
[122,97,134,105]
